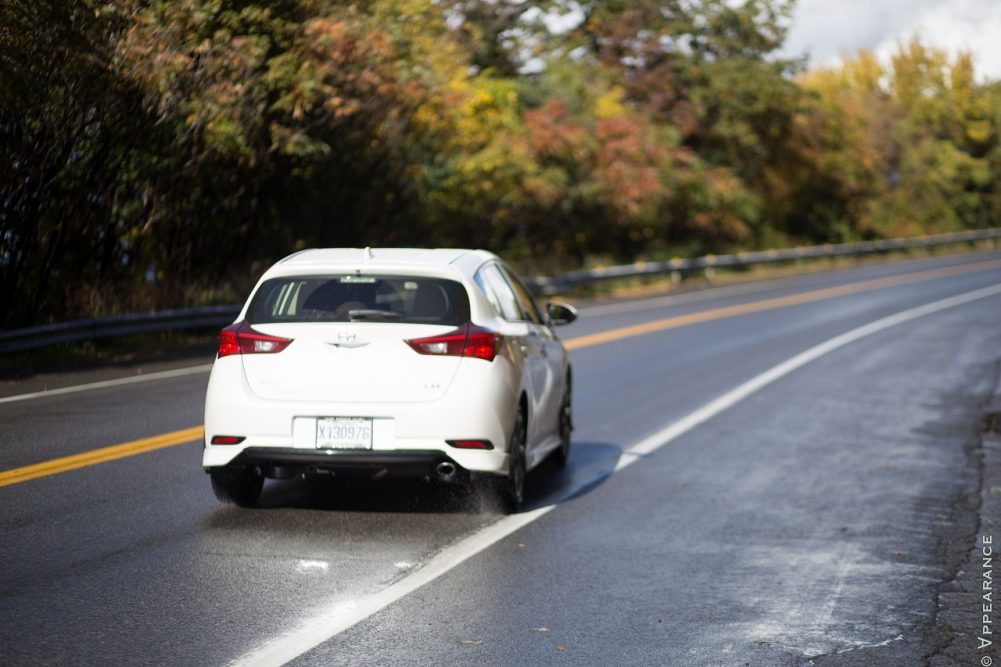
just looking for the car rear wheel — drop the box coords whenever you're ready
[485,406,526,513]
[209,467,264,507]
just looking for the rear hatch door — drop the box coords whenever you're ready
[242,323,462,403]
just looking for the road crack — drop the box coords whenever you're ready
[925,358,1001,666]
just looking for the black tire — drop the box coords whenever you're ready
[553,371,573,467]
[486,406,527,514]
[209,467,264,507]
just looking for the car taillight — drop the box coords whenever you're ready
[218,321,293,358]
[406,323,503,362]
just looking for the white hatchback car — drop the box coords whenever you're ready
[203,248,577,511]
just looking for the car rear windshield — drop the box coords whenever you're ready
[246,275,471,326]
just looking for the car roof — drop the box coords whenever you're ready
[263,247,500,279]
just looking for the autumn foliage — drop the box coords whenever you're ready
[1,0,999,327]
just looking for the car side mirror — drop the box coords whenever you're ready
[546,302,578,326]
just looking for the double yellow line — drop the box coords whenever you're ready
[3,257,1001,489]
[0,426,204,488]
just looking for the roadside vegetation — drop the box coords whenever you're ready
[2,0,1000,329]
[0,327,219,380]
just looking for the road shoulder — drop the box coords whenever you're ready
[930,361,1001,667]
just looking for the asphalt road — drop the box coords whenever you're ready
[2,250,1001,666]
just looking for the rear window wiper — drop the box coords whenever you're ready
[347,309,406,321]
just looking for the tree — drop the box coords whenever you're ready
[799,41,997,240]
[0,0,153,326]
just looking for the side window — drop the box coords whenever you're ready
[473,270,502,315]
[475,264,522,321]
[500,265,543,324]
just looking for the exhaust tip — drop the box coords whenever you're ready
[435,461,457,481]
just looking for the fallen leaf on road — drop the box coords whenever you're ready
[556,644,566,652]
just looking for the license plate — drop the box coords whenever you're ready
[316,417,373,450]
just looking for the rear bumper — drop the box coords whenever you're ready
[207,447,461,479]
[202,353,517,475]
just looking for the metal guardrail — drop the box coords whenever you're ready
[2,228,998,354]
[526,228,1001,295]
[0,305,241,354]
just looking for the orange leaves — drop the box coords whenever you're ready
[592,116,668,221]
[524,98,586,159]
[293,17,397,121]
[302,17,352,52]
[521,95,664,224]
[302,17,391,73]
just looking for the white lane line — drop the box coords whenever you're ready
[0,364,213,404]
[233,281,1001,667]
[234,507,555,667]
[617,282,1001,465]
